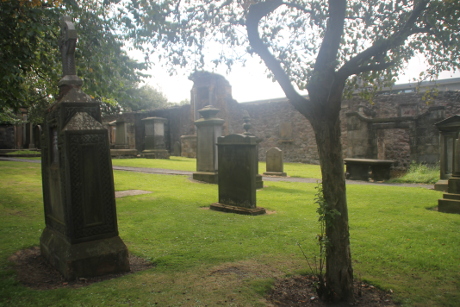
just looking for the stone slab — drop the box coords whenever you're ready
[210,203,266,216]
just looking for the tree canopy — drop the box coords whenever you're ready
[121,0,460,303]
[0,0,150,123]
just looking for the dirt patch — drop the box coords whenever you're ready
[115,190,152,198]
[8,246,153,290]
[268,275,396,306]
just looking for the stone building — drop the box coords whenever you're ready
[101,74,460,171]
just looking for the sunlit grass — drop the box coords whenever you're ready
[111,157,323,179]
[0,160,457,306]
[389,162,439,184]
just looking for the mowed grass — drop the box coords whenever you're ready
[0,160,459,306]
[111,156,323,179]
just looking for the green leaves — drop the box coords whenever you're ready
[0,0,148,120]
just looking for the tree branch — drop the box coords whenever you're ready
[246,0,310,116]
[338,0,430,79]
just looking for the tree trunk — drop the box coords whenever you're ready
[310,106,354,303]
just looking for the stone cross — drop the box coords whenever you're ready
[58,16,82,88]
[60,16,77,76]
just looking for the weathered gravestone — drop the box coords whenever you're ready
[193,105,224,184]
[210,132,266,216]
[110,119,138,157]
[40,16,129,280]
[263,147,287,176]
[141,116,169,159]
[438,133,460,214]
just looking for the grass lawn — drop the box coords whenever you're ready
[0,160,458,306]
[111,156,323,179]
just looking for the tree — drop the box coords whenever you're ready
[122,84,169,111]
[0,0,147,123]
[123,0,459,303]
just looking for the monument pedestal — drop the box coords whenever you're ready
[434,179,448,192]
[193,106,224,184]
[40,228,129,280]
[438,177,460,214]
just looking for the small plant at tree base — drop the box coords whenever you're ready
[299,183,341,300]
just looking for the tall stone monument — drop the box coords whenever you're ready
[438,133,460,214]
[193,105,224,184]
[141,116,170,159]
[40,16,129,280]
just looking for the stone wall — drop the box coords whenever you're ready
[0,125,15,149]
[235,100,319,164]
[101,89,460,170]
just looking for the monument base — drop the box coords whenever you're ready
[263,171,287,177]
[110,149,139,158]
[438,195,460,214]
[40,227,130,280]
[210,203,266,216]
[193,171,218,184]
[142,149,170,159]
[434,179,448,192]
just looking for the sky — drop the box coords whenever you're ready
[140,54,460,104]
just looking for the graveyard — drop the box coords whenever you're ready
[0,157,459,306]
[1,3,460,306]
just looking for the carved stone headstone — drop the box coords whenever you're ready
[438,133,460,214]
[210,133,266,215]
[264,147,287,176]
[141,117,169,159]
[40,16,129,280]
[193,105,224,184]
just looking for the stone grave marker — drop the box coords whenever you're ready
[141,116,169,159]
[193,105,224,184]
[40,16,129,280]
[264,147,287,176]
[210,133,266,215]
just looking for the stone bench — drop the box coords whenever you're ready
[344,158,394,182]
